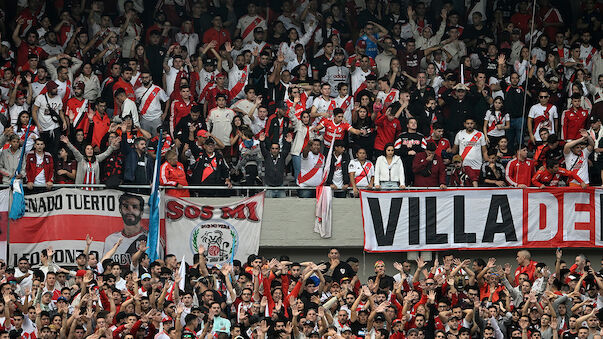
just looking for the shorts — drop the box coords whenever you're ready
[464,166,480,183]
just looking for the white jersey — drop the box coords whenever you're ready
[351,68,371,95]
[103,230,150,266]
[376,89,400,106]
[564,148,591,184]
[228,65,249,100]
[33,94,63,131]
[9,104,29,125]
[580,44,597,72]
[135,85,168,120]
[33,154,46,185]
[198,69,218,99]
[348,159,374,187]
[231,99,257,119]
[484,110,510,137]
[312,96,335,116]
[454,129,486,170]
[298,151,324,187]
[31,81,47,98]
[236,15,267,44]
[334,95,353,123]
[528,104,558,141]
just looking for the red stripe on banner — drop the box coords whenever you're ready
[0,212,7,241]
[539,204,547,230]
[9,215,162,243]
[361,187,603,252]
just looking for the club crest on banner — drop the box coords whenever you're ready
[190,221,238,266]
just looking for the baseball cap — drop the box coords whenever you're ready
[57,296,68,303]
[196,129,209,138]
[46,81,58,91]
[366,74,377,81]
[356,40,367,48]
[453,83,469,91]
[141,273,152,280]
[374,313,386,322]
[303,320,314,326]
[76,270,87,277]
[452,155,462,163]
[342,326,352,333]
[254,27,264,33]
[334,48,345,55]
[162,316,173,323]
[216,72,227,78]
[512,28,521,34]
[203,58,217,66]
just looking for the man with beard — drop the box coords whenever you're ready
[102,193,152,265]
[135,70,168,135]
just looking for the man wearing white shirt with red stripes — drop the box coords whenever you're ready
[135,71,168,136]
[235,3,267,45]
[451,117,488,187]
[563,129,594,187]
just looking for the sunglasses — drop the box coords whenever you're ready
[539,95,549,98]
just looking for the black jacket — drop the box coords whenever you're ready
[265,114,290,146]
[325,152,350,187]
[187,140,229,186]
[260,139,291,186]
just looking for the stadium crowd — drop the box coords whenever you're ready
[0,243,602,339]
[0,0,601,196]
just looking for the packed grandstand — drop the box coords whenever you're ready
[0,0,601,338]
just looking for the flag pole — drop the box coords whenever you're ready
[146,129,164,262]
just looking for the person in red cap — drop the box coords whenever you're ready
[65,81,91,133]
[32,80,67,157]
[204,72,230,113]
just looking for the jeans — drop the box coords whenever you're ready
[508,117,525,151]
[291,155,301,180]
[265,189,286,198]
[40,127,62,160]
[297,187,315,198]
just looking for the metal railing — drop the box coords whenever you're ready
[0,183,538,198]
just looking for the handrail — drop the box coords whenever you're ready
[0,183,545,190]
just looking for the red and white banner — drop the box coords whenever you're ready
[0,189,8,261]
[361,188,603,252]
[165,193,264,267]
[8,189,164,266]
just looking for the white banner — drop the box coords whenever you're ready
[8,189,158,266]
[165,192,264,266]
[362,188,603,252]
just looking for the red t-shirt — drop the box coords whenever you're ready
[320,118,351,146]
[202,28,231,47]
[374,113,402,151]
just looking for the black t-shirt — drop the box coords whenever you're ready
[331,262,355,283]
[367,274,395,290]
[350,320,368,338]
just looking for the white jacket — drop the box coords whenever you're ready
[374,155,405,186]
